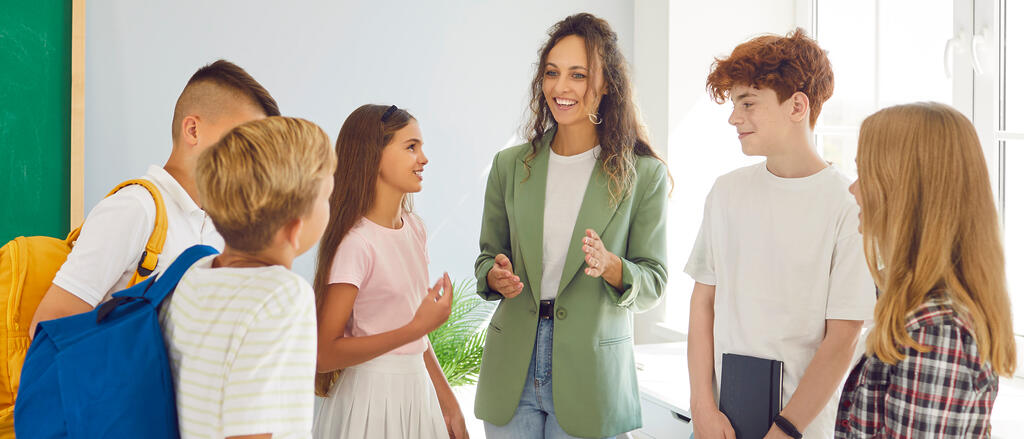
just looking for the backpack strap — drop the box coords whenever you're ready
[63,226,82,245]
[95,245,216,323]
[140,245,217,308]
[104,179,169,286]
[62,179,169,286]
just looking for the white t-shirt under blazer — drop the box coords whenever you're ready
[541,145,600,301]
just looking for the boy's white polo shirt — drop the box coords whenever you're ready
[685,161,875,439]
[53,165,224,307]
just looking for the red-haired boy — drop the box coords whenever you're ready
[684,29,875,439]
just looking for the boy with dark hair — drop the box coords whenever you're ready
[685,29,875,439]
[30,60,279,333]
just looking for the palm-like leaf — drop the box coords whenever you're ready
[428,278,497,387]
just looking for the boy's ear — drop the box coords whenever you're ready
[789,92,810,123]
[284,217,304,251]
[181,115,201,148]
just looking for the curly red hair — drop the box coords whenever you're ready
[707,28,834,127]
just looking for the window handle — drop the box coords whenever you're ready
[944,29,970,78]
[971,27,991,76]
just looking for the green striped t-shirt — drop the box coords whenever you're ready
[159,255,317,438]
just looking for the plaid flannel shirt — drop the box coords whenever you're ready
[835,297,998,438]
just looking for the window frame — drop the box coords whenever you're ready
[803,0,1024,375]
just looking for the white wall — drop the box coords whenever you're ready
[84,0,810,340]
[630,0,671,343]
[633,0,669,159]
[659,1,803,334]
[84,1,634,283]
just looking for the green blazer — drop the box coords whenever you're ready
[473,131,669,438]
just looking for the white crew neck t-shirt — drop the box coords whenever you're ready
[541,145,600,301]
[684,161,875,439]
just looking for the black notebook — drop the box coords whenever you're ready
[719,353,784,439]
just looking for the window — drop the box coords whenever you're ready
[994,0,1024,345]
[1007,142,1024,343]
[814,0,1024,372]
[814,0,957,178]
[662,1,1023,375]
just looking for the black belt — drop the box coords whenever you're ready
[539,300,555,320]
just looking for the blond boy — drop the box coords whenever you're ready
[159,117,335,438]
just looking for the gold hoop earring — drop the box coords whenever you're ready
[588,112,603,125]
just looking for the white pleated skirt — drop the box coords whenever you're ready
[313,353,448,439]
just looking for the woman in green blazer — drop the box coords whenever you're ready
[474,13,669,439]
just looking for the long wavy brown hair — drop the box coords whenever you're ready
[858,102,1015,376]
[313,104,415,396]
[524,13,665,203]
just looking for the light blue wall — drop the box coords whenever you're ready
[85,1,634,282]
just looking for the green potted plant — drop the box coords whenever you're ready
[428,278,497,386]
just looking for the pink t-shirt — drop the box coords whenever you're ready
[328,212,429,355]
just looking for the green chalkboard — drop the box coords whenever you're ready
[0,0,72,243]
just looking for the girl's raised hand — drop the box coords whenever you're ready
[411,273,454,334]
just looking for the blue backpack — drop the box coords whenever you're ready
[14,245,218,439]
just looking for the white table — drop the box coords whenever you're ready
[633,342,693,438]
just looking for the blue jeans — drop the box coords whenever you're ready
[483,319,613,439]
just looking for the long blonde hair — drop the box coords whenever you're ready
[857,102,1015,376]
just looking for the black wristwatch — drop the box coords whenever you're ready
[773,413,803,439]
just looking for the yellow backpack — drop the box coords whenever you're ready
[0,179,167,436]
